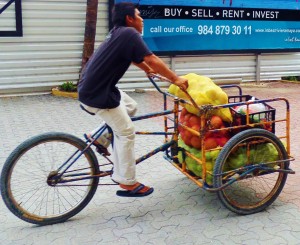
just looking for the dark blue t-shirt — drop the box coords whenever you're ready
[78,26,153,109]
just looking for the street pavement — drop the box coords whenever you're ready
[0,81,300,245]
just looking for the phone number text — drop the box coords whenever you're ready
[198,25,252,35]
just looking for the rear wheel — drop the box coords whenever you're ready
[213,129,289,215]
[1,132,99,225]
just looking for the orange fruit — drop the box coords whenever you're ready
[181,108,188,116]
[189,115,200,126]
[191,124,200,132]
[181,134,191,147]
[184,129,193,139]
[210,115,224,129]
[205,130,215,138]
[184,114,192,125]
[180,108,188,121]
[217,136,229,147]
[204,137,218,150]
[191,136,202,149]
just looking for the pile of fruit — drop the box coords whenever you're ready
[179,108,230,150]
[225,142,280,170]
[169,73,279,185]
[177,108,231,185]
[177,138,220,186]
[169,73,234,185]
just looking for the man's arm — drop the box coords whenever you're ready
[143,54,188,90]
[132,61,154,74]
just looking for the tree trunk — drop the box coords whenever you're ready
[81,0,99,71]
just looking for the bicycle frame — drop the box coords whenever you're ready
[51,74,295,191]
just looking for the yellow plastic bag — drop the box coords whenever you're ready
[168,73,232,122]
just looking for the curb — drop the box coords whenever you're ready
[51,88,78,99]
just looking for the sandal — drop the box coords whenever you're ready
[116,183,154,197]
[84,133,111,156]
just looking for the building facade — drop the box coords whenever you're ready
[0,0,299,95]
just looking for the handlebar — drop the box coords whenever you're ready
[220,84,242,97]
[147,73,167,94]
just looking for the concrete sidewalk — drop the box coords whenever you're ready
[0,82,300,245]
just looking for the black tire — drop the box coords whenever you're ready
[1,132,100,225]
[213,129,289,215]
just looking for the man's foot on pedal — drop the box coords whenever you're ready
[116,182,154,197]
[84,133,111,156]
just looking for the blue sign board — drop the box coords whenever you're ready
[110,0,300,54]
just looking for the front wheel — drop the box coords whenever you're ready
[1,132,100,225]
[213,129,289,215]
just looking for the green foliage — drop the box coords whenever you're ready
[58,81,77,92]
[281,76,299,81]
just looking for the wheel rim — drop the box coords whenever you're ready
[219,135,287,210]
[6,139,96,221]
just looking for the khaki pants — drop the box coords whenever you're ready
[81,90,138,185]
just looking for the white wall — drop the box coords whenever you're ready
[0,0,88,95]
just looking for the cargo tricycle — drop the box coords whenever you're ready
[0,74,295,225]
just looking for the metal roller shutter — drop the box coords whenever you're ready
[0,0,87,95]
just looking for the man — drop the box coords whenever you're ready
[78,2,188,197]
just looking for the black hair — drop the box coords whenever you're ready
[111,2,139,27]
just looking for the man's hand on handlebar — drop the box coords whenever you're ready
[146,73,188,91]
[173,77,189,91]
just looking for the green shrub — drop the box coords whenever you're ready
[281,76,299,81]
[59,81,77,92]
